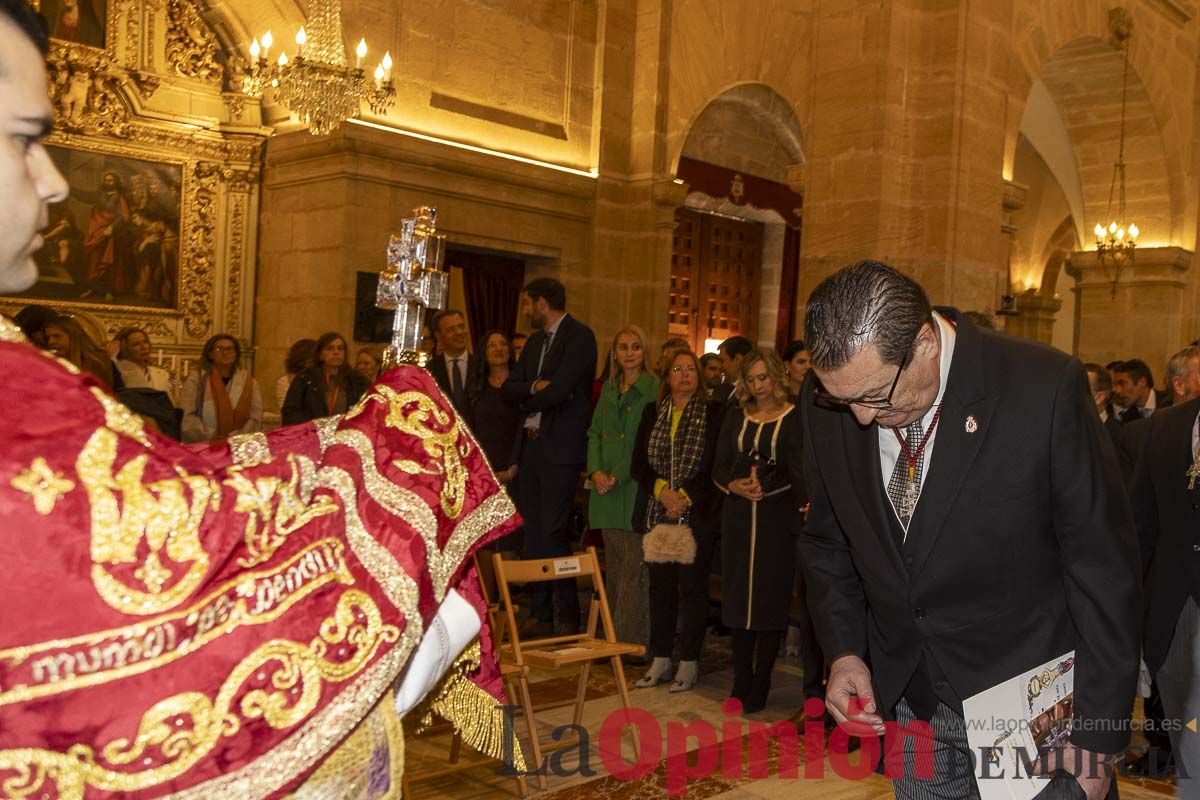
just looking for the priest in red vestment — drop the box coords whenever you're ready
[0,4,521,797]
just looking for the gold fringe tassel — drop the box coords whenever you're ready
[414,639,527,773]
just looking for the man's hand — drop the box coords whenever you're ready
[532,379,550,393]
[1033,744,1113,800]
[497,466,517,484]
[826,654,885,736]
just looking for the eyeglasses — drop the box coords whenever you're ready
[670,365,698,374]
[813,348,910,410]
[211,344,236,353]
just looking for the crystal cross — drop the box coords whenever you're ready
[375,206,448,368]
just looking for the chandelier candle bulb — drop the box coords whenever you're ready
[382,50,393,80]
[356,38,367,69]
[261,30,273,58]
[249,37,260,60]
[277,52,288,66]
[295,27,306,57]
[1129,223,1139,239]
[374,65,384,86]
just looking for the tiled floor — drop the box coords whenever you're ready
[403,637,1178,800]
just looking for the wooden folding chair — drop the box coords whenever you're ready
[491,546,645,768]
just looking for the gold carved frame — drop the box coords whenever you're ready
[2,0,266,358]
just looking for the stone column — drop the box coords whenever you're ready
[998,179,1029,336]
[1005,290,1063,345]
[1066,246,1193,370]
[796,0,1012,313]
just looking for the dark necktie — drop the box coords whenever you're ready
[887,420,925,536]
[449,357,464,407]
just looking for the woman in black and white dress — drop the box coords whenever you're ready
[712,348,807,713]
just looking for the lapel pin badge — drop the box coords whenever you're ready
[965,415,978,434]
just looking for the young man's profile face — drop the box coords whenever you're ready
[0,19,69,293]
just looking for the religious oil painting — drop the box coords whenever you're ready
[23,145,183,310]
[38,0,108,49]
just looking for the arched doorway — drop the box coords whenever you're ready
[671,84,804,353]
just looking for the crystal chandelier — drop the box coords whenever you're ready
[241,0,395,136]
[1093,31,1139,298]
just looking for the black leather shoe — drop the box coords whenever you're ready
[1123,749,1173,779]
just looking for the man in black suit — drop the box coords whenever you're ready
[1118,346,1200,780]
[1112,359,1169,423]
[503,277,597,636]
[1119,347,1200,485]
[1085,362,1125,454]
[426,309,476,412]
[712,335,752,406]
[1129,391,1200,796]
[799,261,1139,799]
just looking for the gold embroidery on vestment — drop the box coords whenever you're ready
[10,456,75,515]
[369,386,470,520]
[226,455,336,568]
[0,590,398,800]
[0,539,352,706]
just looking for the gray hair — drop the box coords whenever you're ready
[1165,345,1200,387]
[803,260,933,371]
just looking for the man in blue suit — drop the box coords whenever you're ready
[503,277,597,636]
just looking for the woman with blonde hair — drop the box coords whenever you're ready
[113,325,174,401]
[44,315,122,390]
[585,324,659,648]
[712,348,807,712]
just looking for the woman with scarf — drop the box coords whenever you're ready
[629,348,723,693]
[282,331,369,426]
[180,333,262,442]
[712,348,806,713]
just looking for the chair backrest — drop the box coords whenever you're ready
[491,547,619,658]
[492,550,598,585]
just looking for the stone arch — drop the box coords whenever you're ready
[1006,2,1188,247]
[1039,216,1080,298]
[675,82,804,182]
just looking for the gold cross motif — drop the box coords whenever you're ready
[10,457,76,515]
[1187,459,1199,491]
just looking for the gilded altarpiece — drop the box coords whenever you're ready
[1,0,266,379]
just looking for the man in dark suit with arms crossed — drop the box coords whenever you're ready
[503,277,597,635]
[798,261,1139,799]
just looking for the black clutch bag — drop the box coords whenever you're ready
[730,449,787,493]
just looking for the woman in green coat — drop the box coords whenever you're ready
[587,325,659,651]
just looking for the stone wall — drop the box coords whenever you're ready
[212,0,1200,376]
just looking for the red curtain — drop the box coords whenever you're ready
[450,249,526,341]
[775,225,802,353]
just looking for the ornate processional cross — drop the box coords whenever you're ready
[375,206,448,369]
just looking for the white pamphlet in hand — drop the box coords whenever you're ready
[962,651,1076,800]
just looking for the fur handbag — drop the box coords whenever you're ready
[642,521,696,564]
[642,414,696,564]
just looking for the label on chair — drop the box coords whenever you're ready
[552,558,581,576]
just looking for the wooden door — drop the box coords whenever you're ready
[670,208,763,351]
